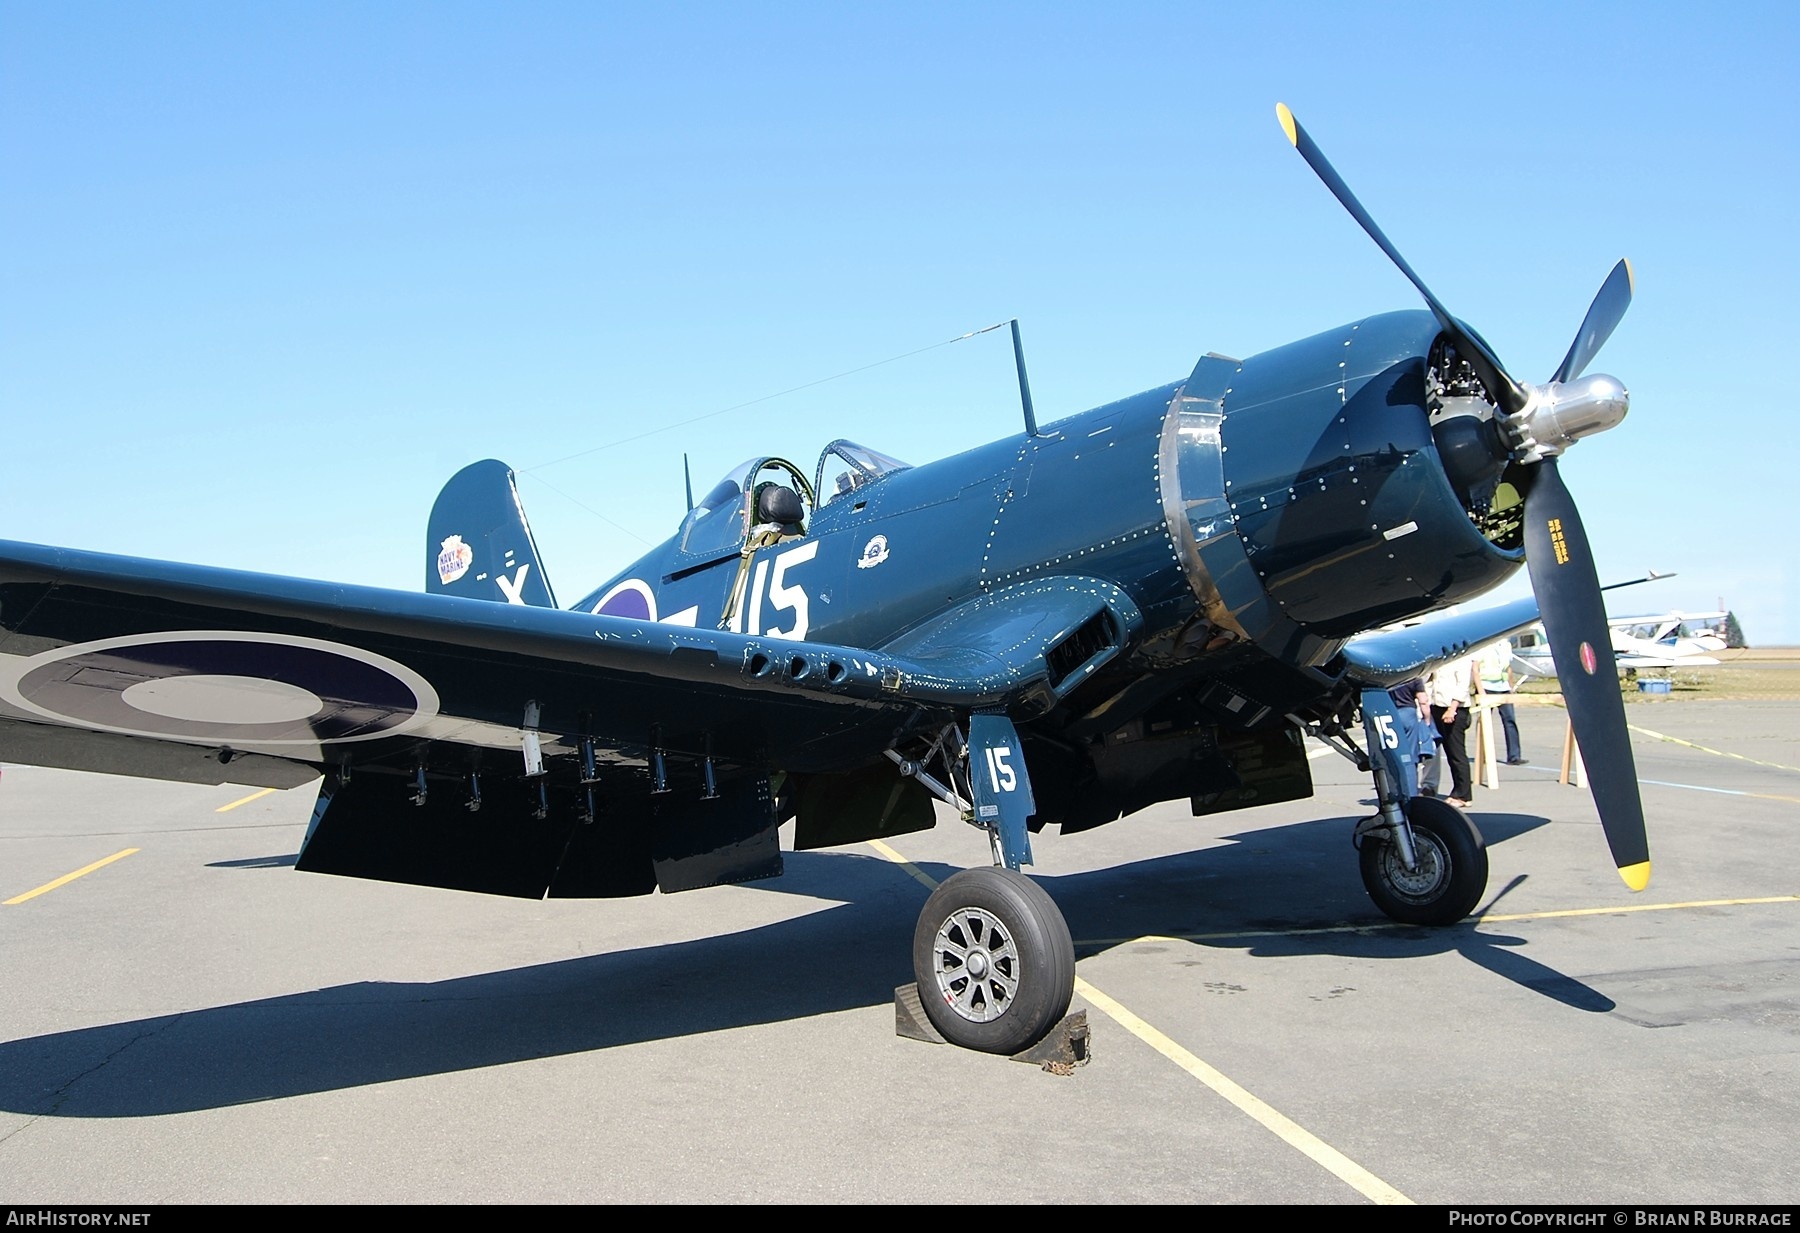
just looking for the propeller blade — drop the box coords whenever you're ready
[1552,259,1635,384]
[1276,103,1528,414]
[1522,456,1651,890]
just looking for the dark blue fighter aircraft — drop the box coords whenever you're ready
[0,107,1649,1054]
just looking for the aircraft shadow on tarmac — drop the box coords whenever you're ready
[0,810,1612,1118]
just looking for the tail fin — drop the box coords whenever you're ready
[426,460,557,607]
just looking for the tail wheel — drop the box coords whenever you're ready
[912,867,1075,1054]
[1359,796,1488,925]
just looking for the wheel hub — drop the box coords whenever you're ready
[931,905,1020,1023]
[1381,830,1449,902]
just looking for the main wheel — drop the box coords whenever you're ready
[912,867,1075,1055]
[1358,796,1488,925]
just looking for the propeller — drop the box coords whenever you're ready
[1522,457,1650,888]
[1552,258,1634,384]
[1276,104,1527,417]
[1276,103,1650,891]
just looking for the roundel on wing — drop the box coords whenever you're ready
[0,631,439,745]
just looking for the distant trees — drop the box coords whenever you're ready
[1724,611,1748,648]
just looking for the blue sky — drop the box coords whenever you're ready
[4,2,1795,640]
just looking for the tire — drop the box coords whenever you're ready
[912,867,1076,1054]
[1358,796,1488,925]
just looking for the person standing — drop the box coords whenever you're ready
[1477,639,1525,765]
[1421,653,1476,807]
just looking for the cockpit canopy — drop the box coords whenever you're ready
[814,440,911,506]
[681,456,810,560]
[676,442,912,562]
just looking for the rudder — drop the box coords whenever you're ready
[426,459,557,606]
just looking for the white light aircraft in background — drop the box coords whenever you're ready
[1512,610,1729,676]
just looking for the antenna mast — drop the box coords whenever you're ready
[1010,319,1039,437]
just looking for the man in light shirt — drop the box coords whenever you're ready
[1477,639,1525,765]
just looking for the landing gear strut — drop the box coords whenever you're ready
[1347,686,1491,925]
[892,715,1076,1054]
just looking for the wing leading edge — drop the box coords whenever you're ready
[0,540,1130,900]
[1338,595,1543,687]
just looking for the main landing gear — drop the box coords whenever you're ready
[1311,686,1493,927]
[1355,795,1487,925]
[889,716,1077,1055]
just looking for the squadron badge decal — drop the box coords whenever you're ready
[857,535,889,570]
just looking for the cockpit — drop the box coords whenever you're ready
[676,440,911,562]
[681,457,812,560]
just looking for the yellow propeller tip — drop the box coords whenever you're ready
[1276,103,1298,146]
[1623,256,1636,294]
[1619,860,1651,892]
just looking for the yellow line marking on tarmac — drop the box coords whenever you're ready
[1072,975,1412,1205]
[1628,723,1800,774]
[865,839,940,891]
[1638,776,1800,805]
[5,848,140,905]
[866,839,1411,1205]
[1479,894,1799,922]
[1074,894,1800,947]
[216,787,277,813]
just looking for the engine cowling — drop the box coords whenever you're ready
[1161,310,1523,667]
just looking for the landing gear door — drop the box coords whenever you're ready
[968,713,1036,870]
[1360,685,1421,804]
